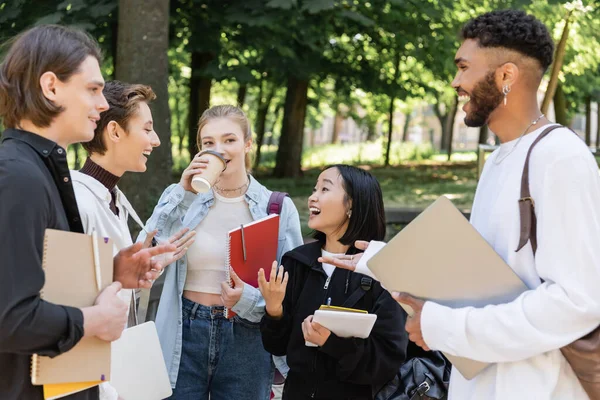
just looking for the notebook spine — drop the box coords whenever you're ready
[31,232,48,384]
[30,354,40,385]
[224,234,232,319]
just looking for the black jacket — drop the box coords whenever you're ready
[0,130,97,400]
[261,241,408,400]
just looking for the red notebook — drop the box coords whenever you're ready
[225,214,280,318]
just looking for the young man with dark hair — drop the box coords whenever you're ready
[396,10,600,399]
[0,25,175,400]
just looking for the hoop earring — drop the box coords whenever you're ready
[502,85,511,106]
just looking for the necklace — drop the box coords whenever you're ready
[493,114,545,165]
[214,176,250,195]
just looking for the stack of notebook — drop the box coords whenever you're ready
[32,229,114,399]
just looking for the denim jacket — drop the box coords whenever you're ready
[140,175,304,387]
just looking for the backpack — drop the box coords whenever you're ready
[517,125,600,399]
[346,276,451,400]
[268,191,289,215]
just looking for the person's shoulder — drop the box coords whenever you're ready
[283,240,320,266]
[533,126,591,162]
[0,157,49,193]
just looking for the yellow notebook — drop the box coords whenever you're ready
[31,229,114,385]
[43,381,102,400]
[318,305,368,314]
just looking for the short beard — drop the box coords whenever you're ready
[464,71,504,127]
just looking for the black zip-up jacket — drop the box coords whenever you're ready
[260,241,408,400]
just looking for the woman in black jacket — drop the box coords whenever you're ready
[258,164,408,400]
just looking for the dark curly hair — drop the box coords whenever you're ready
[462,10,555,71]
[82,80,156,155]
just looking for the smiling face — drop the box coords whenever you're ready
[111,101,160,173]
[307,167,352,238]
[199,117,252,177]
[49,56,109,146]
[452,39,504,127]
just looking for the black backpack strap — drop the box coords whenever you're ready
[267,191,289,215]
[342,276,373,309]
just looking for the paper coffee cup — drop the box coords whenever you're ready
[191,150,227,193]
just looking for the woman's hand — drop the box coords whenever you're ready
[302,315,331,347]
[179,152,209,193]
[221,268,245,308]
[257,261,288,319]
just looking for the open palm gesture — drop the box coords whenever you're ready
[258,261,288,319]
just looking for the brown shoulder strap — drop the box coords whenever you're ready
[516,124,564,254]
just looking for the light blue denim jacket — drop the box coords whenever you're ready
[140,175,303,387]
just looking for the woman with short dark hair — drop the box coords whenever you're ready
[259,164,408,400]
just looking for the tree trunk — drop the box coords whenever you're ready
[541,11,573,115]
[254,83,276,169]
[237,83,247,107]
[366,120,377,141]
[188,51,214,159]
[385,53,401,166]
[274,77,309,178]
[267,102,282,147]
[553,82,568,126]
[445,96,458,161]
[331,105,342,144]
[176,84,186,156]
[434,102,448,151]
[585,95,592,146]
[384,96,395,167]
[116,0,171,223]
[478,125,488,145]
[402,111,411,142]
[110,20,118,79]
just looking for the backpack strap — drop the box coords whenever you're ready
[516,124,565,254]
[267,191,289,215]
[341,276,373,309]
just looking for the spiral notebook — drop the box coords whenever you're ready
[224,214,280,318]
[31,229,114,386]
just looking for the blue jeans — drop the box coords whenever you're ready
[169,297,274,400]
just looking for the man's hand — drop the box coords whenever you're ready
[393,292,430,351]
[113,242,176,289]
[257,261,288,318]
[143,227,196,266]
[302,315,331,347]
[83,282,128,341]
[317,240,370,271]
[221,268,245,308]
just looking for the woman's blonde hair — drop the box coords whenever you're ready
[196,105,253,171]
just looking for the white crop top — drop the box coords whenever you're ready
[184,192,253,294]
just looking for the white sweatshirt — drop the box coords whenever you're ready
[71,170,139,400]
[421,125,600,399]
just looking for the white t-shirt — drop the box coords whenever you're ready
[184,191,253,294]
[421,125,600,399]
[321,249,343,277]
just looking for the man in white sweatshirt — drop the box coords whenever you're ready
[396,10,600,400]
[322,9,600,400]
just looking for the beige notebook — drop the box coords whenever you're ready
[31,229,114,385]
[367,196,528,380]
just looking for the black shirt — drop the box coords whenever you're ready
[0,129,99,399]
